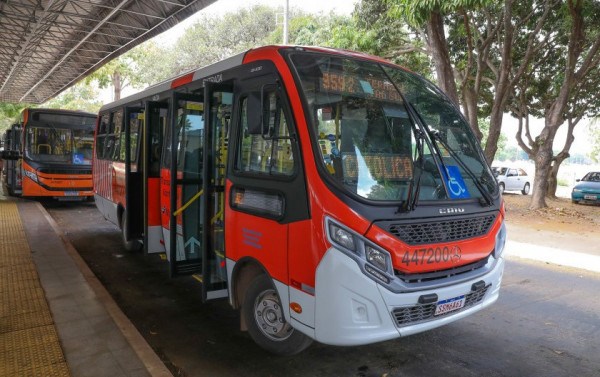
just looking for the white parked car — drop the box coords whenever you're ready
[492,167,531,195]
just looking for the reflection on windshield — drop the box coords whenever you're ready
[25,126,94,165]
[382,66,497,198]
[290,52,496,203]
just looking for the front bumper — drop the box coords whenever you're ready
[313,247,504,346]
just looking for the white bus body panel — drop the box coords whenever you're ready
[312,247,504,346]
[94,194,119,226]
[147,225,165,254]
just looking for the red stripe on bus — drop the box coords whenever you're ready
[171,73,194,89]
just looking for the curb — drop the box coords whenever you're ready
[35,202,174,377]
[505,239,600,273]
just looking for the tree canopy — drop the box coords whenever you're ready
[3,0,600,211]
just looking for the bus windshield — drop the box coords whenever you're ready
[289,52,496,203]
[25,125,95,165]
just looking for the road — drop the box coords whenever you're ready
[45,201,600,377]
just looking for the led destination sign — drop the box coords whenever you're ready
[321,72,403,103]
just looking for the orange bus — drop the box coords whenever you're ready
[3,108,96,200]
[93,46,506,355]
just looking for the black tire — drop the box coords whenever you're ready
[242,274,313,356]
[121,211,142,252]
[572,199,579,204]
[498,182,505,195]
[521,182,530,195]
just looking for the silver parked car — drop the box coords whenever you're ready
[492,167,531,195]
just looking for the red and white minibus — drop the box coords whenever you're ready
[93,45,506,355]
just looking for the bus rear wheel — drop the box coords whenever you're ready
[242,274,313,356]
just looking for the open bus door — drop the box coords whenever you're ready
[144,101,168,254]
[201,82,233,301]
[166,86,231,301]
[124,107,143,246]
[168,93,206,276]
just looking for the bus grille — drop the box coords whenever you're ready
[388,215,496,245]
[391,284,490,326]
[395,257,490,284]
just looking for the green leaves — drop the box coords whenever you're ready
[387,0,493,26]
[0,103,28,133]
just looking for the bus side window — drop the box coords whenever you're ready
[152,107,167,177]
[109,109,123,161]
[128,113,141,172]
[96,113,110,159]
[236,91,295,176]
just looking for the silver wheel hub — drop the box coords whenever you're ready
[254,289,293,341]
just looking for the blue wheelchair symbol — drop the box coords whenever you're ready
[445,166,470,199]
[73,153,84,165]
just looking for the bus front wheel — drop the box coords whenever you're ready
[242,274,313,356]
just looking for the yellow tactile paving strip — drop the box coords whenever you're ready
[0,202,71,377]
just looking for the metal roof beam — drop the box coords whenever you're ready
[20,0,135,101]
[0,0,59,94]
[1,0,216,104]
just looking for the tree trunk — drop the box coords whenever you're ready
[462,86,482,141]
[112,70,122,101]
[546,117,578,198]
[426,11,459,106]
[530,105,563,209]
[482,0,514,164]
[530,143,553,209]
[546,162,559,199]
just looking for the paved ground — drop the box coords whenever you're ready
[44,201,600,377]
[0,200,70,376]
[0,182,170,377]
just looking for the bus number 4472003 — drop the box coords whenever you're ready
[401,246,462,266]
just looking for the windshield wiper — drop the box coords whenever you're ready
[429,130,493,206]
[402,129,426,212]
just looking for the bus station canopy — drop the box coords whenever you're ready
[0,0,215,104]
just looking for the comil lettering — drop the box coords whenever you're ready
[439,207,465,214]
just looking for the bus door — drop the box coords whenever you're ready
[144,101,168,254]
[7,125,23,196]
[124,107,143,246]
[200,82,233,300]
[168,93,205,276]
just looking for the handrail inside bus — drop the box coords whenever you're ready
[173,189,203,217]
[37,144,51,154]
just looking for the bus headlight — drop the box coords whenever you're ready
[365,245,390,272]
[23,169,38,183]
[328,222,357,252]
[494,221,507,259]
[326,217,393,283]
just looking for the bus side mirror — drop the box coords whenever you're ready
[247,84,278,137]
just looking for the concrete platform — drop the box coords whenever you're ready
[0,188,172,377]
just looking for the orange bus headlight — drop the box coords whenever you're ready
[23,169,38,183]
